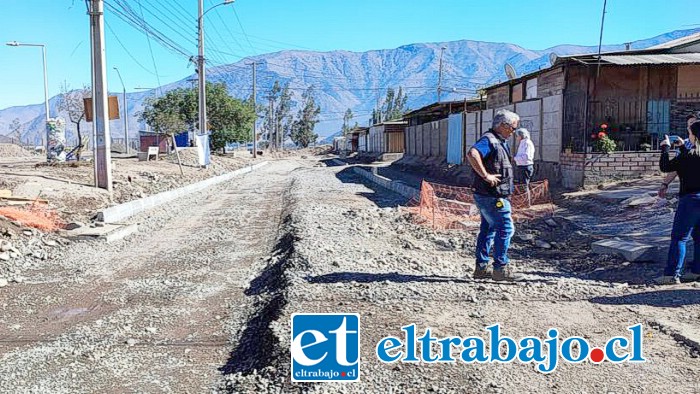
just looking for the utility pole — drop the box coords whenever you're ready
[268,96,275,150]
[437,46,446,103]
[113,67,129,154]
[89,0,112,192]
[250,62,257,158]
[197,0,207,152]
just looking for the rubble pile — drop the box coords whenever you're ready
[0,221,66,287]
[0,143,35,158]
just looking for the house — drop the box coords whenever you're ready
[479,32,700,187]
[367,120,407,158]
[347,126,369,153]
[139,131,188,153]
[403,99,485,161]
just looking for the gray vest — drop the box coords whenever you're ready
[472,131,514,197]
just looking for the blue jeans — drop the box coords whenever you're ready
[473,193,515,270]
[664,193,700,277]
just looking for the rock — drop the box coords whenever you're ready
[626,195,657,207]
[145,327,157,334]
[517,234,536,242]
[0,252,10,261]
[535,240,552,249]
[545,219,558,227]
[23,230,33,236]
[0,278,8,288]
[95,222,105,228]
[64,222,85,231]
[126,338,138,346]
[0,241,11,252]
[42,239,58,247]
[502,294,514,302]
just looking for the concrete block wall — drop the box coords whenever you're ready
[559,151,669,189]
[560,152,585,189]
[584,152,663,186]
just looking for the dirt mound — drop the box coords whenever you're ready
[0,144,35,158]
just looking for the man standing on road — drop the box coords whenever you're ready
[466,109,521,282]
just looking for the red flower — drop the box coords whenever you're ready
[601,123,609,130]
[598,132,607,139]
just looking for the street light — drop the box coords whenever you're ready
[197,0,235,165]
[113,67,130,154]
[6,41,50,149]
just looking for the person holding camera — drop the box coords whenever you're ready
[655,121,700,284]
[658,113,698,198]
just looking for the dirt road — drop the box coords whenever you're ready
[1,157,699,393]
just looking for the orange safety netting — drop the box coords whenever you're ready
[0,203,65,232]
[408,180,553,230]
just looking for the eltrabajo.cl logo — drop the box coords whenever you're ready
[290,313,360,382]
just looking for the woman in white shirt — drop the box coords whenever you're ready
[514,128,535,188]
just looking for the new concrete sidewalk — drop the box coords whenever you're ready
[97,162,269,224]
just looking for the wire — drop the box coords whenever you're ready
[135,0,163,94]
[231,6,256,55]
[105,19,166,77]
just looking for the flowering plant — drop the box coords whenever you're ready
[590,123,616,153]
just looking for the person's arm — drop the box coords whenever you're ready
[659,135,682,173]
[658,172,677,198]
[467,148,500,187]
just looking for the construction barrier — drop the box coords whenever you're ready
[409,180,553,230]
[0,203,65,232]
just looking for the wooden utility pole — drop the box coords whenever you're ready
[89,0,112,192]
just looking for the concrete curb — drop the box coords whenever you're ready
[351,166,420,200]
[97,161,270,223]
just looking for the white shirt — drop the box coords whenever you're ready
[515,138,535,166]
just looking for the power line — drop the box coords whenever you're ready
[105,19,165,77]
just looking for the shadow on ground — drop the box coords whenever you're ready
[590,289,700,307]
[331,166,411,208]
[307,271,468,284]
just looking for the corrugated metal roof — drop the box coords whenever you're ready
[646,32,700,50]
[599,53,700,65]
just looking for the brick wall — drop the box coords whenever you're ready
[559,151,669,188]
[584,152,662,186]
[560,152,585,189]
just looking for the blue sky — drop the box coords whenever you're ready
[0,0,697,109]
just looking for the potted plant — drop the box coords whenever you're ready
[564,138,574,154]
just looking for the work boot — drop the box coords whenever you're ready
[653,275,681,285]
[492,266,524,282]
[472,266,492,280]
[680,272,700,282]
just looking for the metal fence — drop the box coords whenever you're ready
[563,93,700,152]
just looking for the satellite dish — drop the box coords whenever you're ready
[549,53,559,66]
[504,63,517,80]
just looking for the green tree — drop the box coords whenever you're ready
[342,108,354,136]
[381,86,408,121]
[290,86,320,148]
[139,82,254,153]
[261,81,294,149]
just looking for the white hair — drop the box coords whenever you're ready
[492,109,520,129]
[515,128,530,139]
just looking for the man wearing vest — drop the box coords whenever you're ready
[467,109,521,281]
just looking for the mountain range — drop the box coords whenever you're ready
[1,28,698,145]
